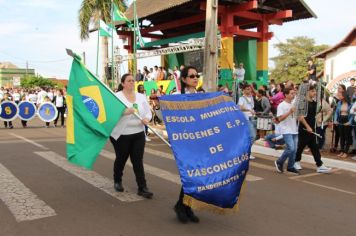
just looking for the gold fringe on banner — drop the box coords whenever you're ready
[160,95,232,111]
[183,181,247,215]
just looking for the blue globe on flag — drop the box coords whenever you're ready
[82,96,99,119]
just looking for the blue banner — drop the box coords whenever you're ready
[160,92,251,213]
[37,102,58,122]
[18,101,37,121]
[0,101,19,121]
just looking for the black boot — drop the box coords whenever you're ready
[114,182,124,192]
[137,187,153,199]
[185,206,199,223]
[174,204,188,223]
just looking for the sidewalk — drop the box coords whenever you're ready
[148,125,356,173]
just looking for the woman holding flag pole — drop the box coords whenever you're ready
[110,73,153,199]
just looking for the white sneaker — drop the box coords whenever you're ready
[145,137,151,142]
[249,155,256,160]
[294,162,302,170]
[317,165,331,173]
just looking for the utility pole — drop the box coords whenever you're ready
[26,61,29,78]
[203,0,219,92]
[82,51,86,65]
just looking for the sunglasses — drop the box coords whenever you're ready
[187,74,200,79]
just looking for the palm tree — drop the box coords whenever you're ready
[79,0,127,81]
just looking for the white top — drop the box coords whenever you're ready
[277,101,298,135]
[55,96,64,107]
[12,93,21,102]
[238,95,254,119]
[111,91,152,139]
[47,92,54,101]
[234,68,245,81]
[28,93,37,103]
[37,90,48,104]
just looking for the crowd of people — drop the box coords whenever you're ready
[0,87,66,128]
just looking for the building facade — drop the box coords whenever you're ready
[0,63,35,88]
[316,28,356,94]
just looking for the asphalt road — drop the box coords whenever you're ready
[1,121,356,236]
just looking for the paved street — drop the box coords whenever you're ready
[1,122,356,236]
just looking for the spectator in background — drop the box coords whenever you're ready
[153,66,159,81]
[307,58,317,82]
[238,84,256,160]
[173,66,180,80]
[233,63,245,82]
[136,69,144,81]
[157,67,164,81]
[270,83,285,115]
[346,78,355,102]
[334,91,353,159]
[255,89,271,139]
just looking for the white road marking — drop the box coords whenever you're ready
[9,133,48,150]
[0,138,64,144]
[100,149,263,183]
[0,163,56,222]
[34,151,142,202]
[295,179,356,196]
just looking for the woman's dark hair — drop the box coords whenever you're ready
[118,73,132,91]
[58,89,64,96]
[262,85,268,91]
[338,84,346,92]
[180,66,198,94]
[252,82,257,90]
[340,90,351,104]
[283,87,293,96]
[137,84,144,93]
[258,89,266,96]
[308,84,316,91]
[279,83,285,92]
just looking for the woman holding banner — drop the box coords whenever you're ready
[173,66,200,223]
[110,73,153,199]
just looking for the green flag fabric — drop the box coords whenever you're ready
[66,54,126,169]
[113,3,130,23]
[99,20,112,37]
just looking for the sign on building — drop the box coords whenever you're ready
[13,76,21,87]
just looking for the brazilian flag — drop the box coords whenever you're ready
[66,53,125,169]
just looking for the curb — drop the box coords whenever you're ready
[149,127,356,173]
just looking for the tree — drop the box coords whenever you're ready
[270,37,329,83]
[78,0,127,81]
[21,76,62,88]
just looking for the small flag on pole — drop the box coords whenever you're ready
[113,3,130,23]
[99,20,113,37]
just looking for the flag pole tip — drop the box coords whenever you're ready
[66,49,74,57]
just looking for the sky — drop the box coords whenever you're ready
[0,0,355,79]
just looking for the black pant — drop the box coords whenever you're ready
[110,132,147,188]
[176,187,184,206]
[4,121,13,128]
[21,120,27,127]
[54,107,65,126]
[333,124,340,149]
[296,132,323,167]
[338,116,352,153]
